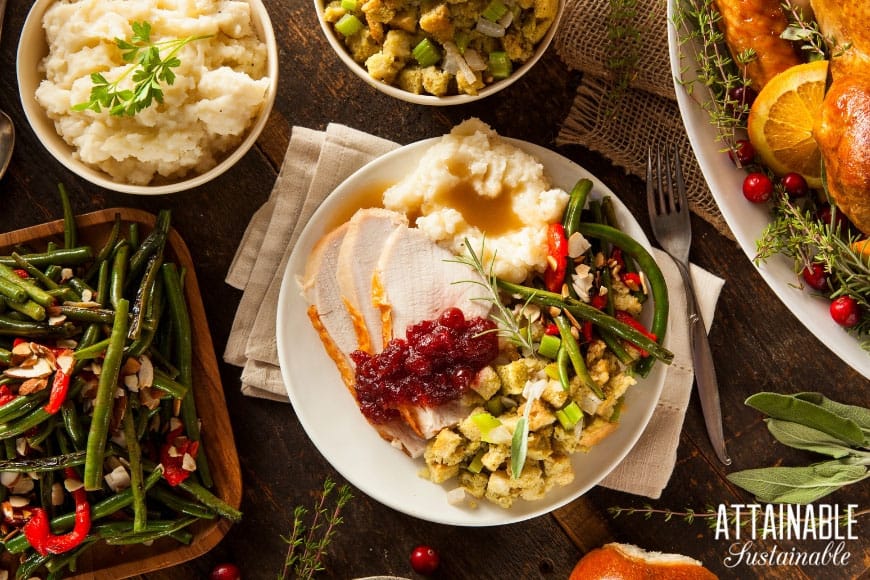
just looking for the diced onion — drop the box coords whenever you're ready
[475,17,505,38]
[442,41,477,85]
[498,10,514,29]
[580,391,603,415]
[463,49,487,71]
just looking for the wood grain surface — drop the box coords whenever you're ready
[0,1,866,579]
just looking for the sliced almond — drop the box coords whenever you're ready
[51,482,65,506]
[124,374,140,392]
[4,357,54,380]
[17,378,48,396]
[55,350,75,375]
[137,355,154,389]
[121,357,141,376]
[64,476,84,493]
[181,453,197,472]
[7,496,29,509]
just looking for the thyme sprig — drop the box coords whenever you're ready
[280,477,353,580]
[756,190,870,350]
[72,21,211,117]
[673,0,754,154]
[452,239,536,354]
[609,504,870,532]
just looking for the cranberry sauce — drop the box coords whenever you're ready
[350,308,499,424]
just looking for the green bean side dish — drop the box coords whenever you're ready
[0,187,240,578]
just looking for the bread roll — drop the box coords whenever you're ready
[569,542,718,579]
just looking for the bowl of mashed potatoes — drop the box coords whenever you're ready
[316,0,564,105]
[17,0,278,195]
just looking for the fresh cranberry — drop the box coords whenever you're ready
[742,172,773,203]
[729,85,757,112]
[410,545,440,575]
[729,139,756,166]
[817,205,851,232]
[830,296,861,328]
[801,263,828,291]
[210,563,241,580]
[781,172,809,197]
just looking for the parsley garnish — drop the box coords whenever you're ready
[72,21,211,117]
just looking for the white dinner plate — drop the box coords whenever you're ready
[667,0,870,379]
[276,137,667,526]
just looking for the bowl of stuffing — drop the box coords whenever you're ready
[316,0,564,105]
[17,0,278,195]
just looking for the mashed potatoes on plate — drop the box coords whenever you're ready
[383,118,569,282]
[35,0,271,185]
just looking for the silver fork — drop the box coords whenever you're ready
[647,145,731,466]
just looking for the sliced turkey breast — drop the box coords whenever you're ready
[300,222,357,390]
[373,225,492,341]
[336,208,408,353]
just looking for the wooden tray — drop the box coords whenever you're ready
[0,208,242,579]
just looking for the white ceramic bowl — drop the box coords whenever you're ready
[315,0,564,106]
[17,0,279,195]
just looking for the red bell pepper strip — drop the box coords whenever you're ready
[43,369,71,415]
[615,310,657,357]
[0,386,16,407]
[159,425,200,486]
[544,223,569,293]
[23,468,91,556]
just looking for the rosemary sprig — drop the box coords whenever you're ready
[280,477,353,580]
[451,238,536,354]
[72,21,211,117]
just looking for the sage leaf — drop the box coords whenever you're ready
[511,416,528,479]
[727,460,868,504]
[765,419,855,458]
[745,392,865,446]
[794,392,870,435]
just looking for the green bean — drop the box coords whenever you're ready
[128,275,163,357]
[178,479,242,522]
[10,253,80,303]
[84,298,129,491]
[0,346,10,365]
[0,390,50,424]
[96,260,110,307]
[162,263,212,487]
[16,550,51,579]
[72,323,102,374]
[83,213,122,283]
[0,315,75,338]
[4,298,45,321]
[58,183,77,250]
[0,275,28,303]
[72,337,110,361]
[26,414,58,447]
[42,538,98,575]
[51,305,115,325]
[0,450,92,473]
[109,242,130,310]
[61,400,86,451]
[0,380,84,439]
[497,280,673,365]
[101,516,198,545]
[556,345,570,392]
[577,222,670,376]
[129,252,162,341]
[562,178,592,237]
[128,222,140,250]
[149,483,217,519]
[123,399,147,532]
[0,263,55,307]
[128,210,170,286]
[67,277,94,299]
[554,315,603,398]
[0,247,93,268]
[151,369,189,399]
[3,467,164,554]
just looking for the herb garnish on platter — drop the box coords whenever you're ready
[72,21,211,117]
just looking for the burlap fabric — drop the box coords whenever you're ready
[555,0,734,238]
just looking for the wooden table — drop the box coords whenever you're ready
[0,1,867,578]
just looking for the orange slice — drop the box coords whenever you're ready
[746,60,828,188]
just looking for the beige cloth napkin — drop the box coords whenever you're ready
[224,124,724,498]
[554,0,734,240]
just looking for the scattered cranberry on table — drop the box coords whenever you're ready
[742,172,774,203]
[830,296,861,328]
[410,544,440,575]
[210,563,241,580]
